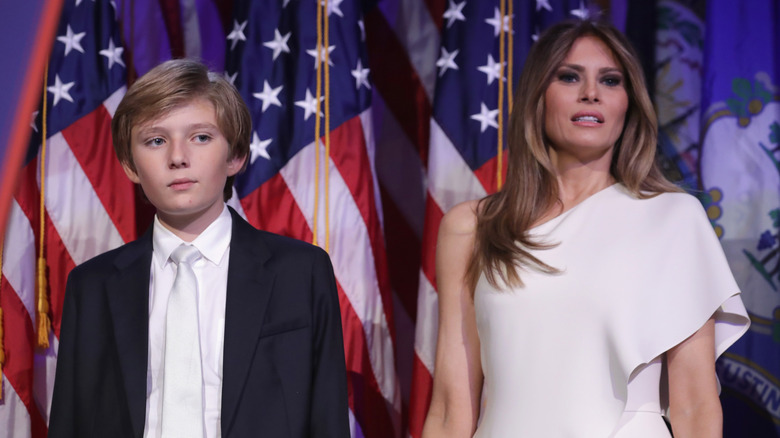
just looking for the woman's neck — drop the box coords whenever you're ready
[556,172,616,211]
[549,145,616,211]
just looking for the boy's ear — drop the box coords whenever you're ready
[227,154,247,176]
[121,161,142,184]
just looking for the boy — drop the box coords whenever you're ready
[49,59,349,437]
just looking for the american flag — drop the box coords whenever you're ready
[0,0,659,437]
[0,0,133,435]
[224,0,401,436]
[1,0,410,436]
[406,1,600,435]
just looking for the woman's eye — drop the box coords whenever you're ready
[602,76,622,87]
[558,72,578,83]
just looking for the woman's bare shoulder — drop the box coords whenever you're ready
[440,199,481,236]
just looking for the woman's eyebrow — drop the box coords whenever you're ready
[557,64,622,75]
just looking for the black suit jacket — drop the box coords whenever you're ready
[49,208,350,437]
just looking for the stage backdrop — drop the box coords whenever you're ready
[1,1,778,437]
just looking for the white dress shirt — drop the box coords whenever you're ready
[144,205,232,438]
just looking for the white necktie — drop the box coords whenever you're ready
[161,244,204,438]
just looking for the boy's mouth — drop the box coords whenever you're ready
[169,178,196,190]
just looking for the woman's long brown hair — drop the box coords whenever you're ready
[465,20,680,292]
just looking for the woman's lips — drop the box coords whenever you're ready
[571,111,604,125]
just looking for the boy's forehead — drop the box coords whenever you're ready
[133,97,217,132]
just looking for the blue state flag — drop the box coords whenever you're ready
[700,1,780,436]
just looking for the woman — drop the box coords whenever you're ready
[421,20,749,437]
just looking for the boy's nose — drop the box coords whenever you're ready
[168,140,189,168]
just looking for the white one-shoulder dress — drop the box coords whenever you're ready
[472,184,749,437]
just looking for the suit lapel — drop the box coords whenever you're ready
[105,230,153,438]
[221,210,276,432]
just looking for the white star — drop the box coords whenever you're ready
[249,132,272,164]
[358,19,365,41]
[47,74,76,107]
[31,111,39,132]
[252,81,283,112]
[436,47,459,77]
[57,25,86,56]
[227,20,248,50]
[531,27,541,42]
[224,71,237,86]
[477,54,504,85]
[443,0,466,28]
[471,103,499,133]
[295,89,324,121]
[99,38,125,69]
[536,0,552,12]
[570,1,590,19]
[306,45,336,69]
[485,7,513,37]
[321,0,344,17]
[351,59,371,90]
[263,29,291,60]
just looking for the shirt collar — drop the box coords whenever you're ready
[152,205,233,267]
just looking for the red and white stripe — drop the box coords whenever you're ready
[0,0,491,436]
[371,3,510,435]
[238,106,404,436]
[408,116,492,437]
[1,88,131,437]
[365,1,475,437]
[277,111,402,436]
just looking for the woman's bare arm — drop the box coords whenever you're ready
[421,201,484,438]
[667,316,722,438]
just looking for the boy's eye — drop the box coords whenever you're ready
[194,134,212,143]
[146,137,165,147]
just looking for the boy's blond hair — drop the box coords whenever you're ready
[112,59,251,201]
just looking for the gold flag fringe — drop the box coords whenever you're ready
[323,0,331,253]
[507,0,514,114]
[313,0,332,252]
[495,0,515,192]
[497,0,507,191]
[313,0,323,247]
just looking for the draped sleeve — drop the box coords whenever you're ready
[604,188,749,398]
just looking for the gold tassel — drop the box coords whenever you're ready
[36,256,50,348]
